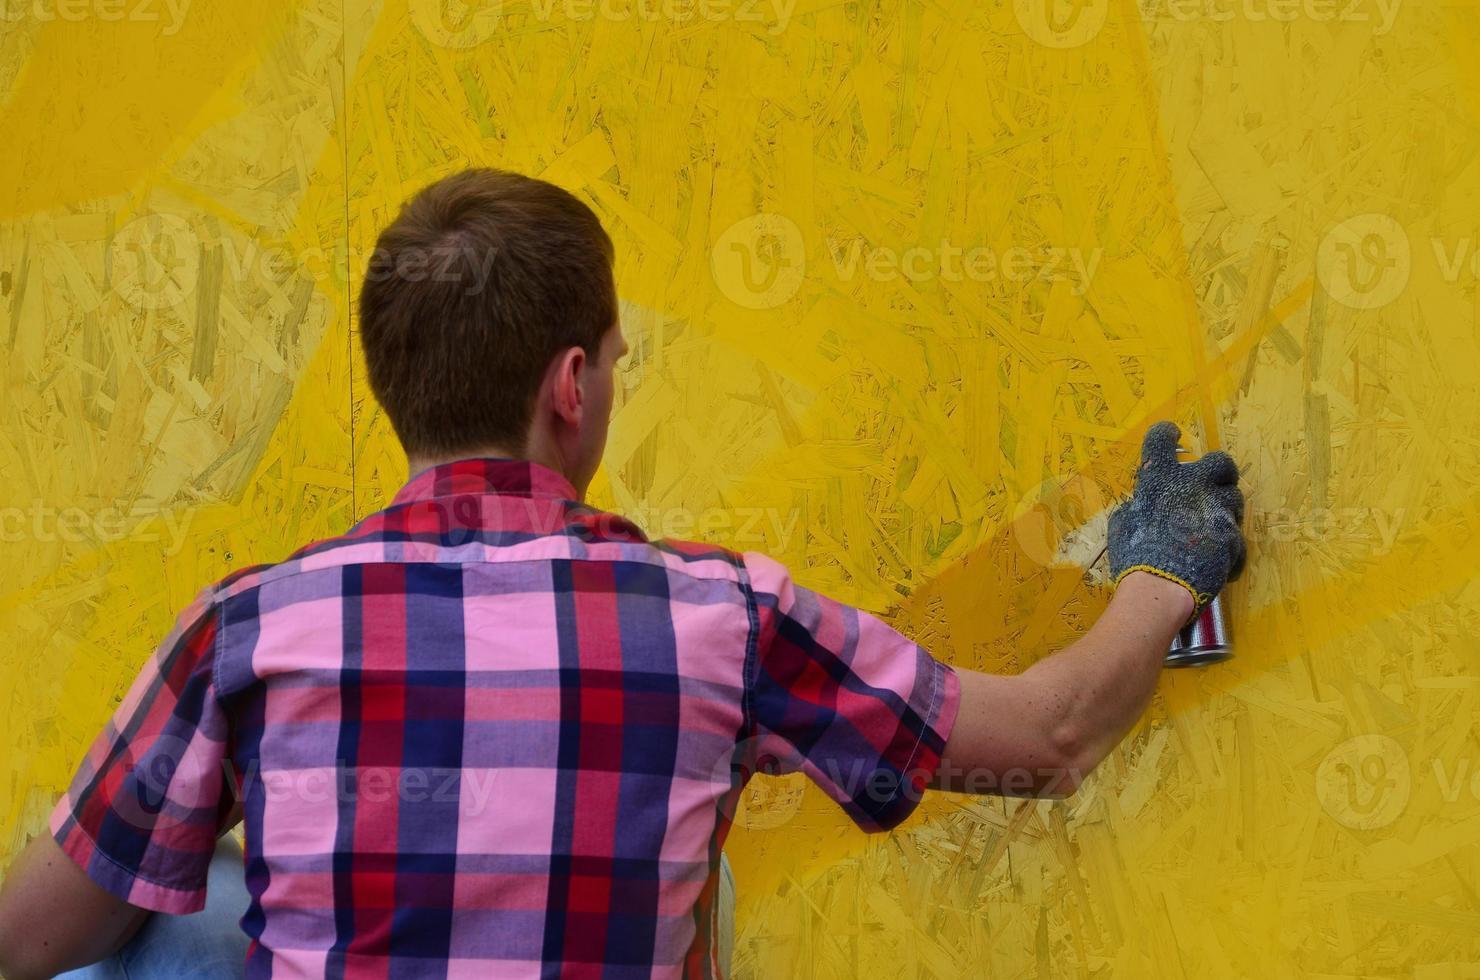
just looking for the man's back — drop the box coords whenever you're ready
[50,457,958,978]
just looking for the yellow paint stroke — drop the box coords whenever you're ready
[727,279,1318,905]
[1115,0,1221,450]
[0,1,297,219]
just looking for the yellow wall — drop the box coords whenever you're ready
[3,0,1478,975]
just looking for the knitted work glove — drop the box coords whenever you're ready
[1108,421,1246,613]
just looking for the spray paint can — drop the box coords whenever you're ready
[1166,593,1231,667]
[1164,441,1234,667]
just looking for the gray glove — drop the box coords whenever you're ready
[1108,421,1246,613]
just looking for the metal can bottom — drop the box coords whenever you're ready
[1164,644,1232,668]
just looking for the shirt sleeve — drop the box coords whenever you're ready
[739,552,960,832]
[49,585,235,913]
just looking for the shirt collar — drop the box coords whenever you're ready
[391,457,580,506]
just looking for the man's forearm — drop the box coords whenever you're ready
[1023,570,1193,786]
[929,570,1194,798]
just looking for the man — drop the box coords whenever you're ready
[0,169,1245,978]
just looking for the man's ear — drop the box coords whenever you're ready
[548,345,588,425]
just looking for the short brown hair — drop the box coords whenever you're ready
[358,168,616,457]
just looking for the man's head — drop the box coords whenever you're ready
[358,168,627,498]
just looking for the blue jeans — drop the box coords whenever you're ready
[62,840,735,978]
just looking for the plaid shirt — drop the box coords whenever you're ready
[51,458,960,978]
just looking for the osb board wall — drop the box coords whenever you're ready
[2,0,1477,975]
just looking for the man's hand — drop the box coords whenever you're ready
[1108,421,1246,615]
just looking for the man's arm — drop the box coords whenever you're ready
[0,588,234,977]
[933,421,1245,800]
[930,570,1192,798]
[0,833,152,980]
[0,793,243,979]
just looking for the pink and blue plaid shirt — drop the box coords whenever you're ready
[51,458,960,978]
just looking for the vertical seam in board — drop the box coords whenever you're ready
[341,0,358,522]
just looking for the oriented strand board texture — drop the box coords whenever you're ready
[3,1,1478,976]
